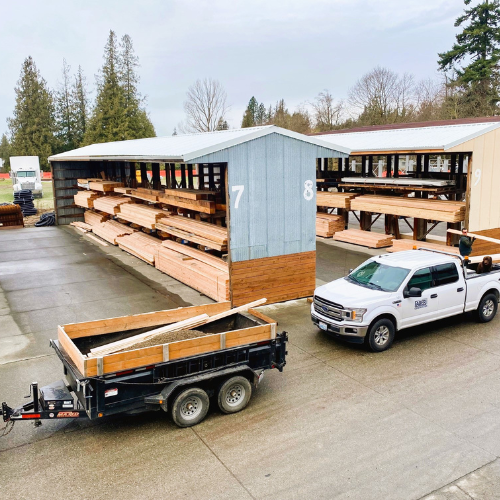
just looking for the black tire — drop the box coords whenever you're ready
[476,293,498,323]
[217,376,252,414]
[366,318,395,352]
[171,387,209,428]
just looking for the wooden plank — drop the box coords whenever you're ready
[156,224,227,251]
[246,309,277,325]
[161,240,228,272]
[163,188,216,200]
[63,302,232,338]
[158,194,215,214]
[57,326,86,375]
[447,228,500,246]
[85,233,109,246]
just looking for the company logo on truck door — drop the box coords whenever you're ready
[414,299,428,310]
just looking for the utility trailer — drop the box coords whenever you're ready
[2,302,287,428]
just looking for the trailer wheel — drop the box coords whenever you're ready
[171,387,209,428]
[366,318,395,352]
[217,376,252,414]
[476,293,498,323]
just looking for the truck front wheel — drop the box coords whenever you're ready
[366,318,395,352]
[217,376,252,414]
[171,387,210,427]
[476,293,498,323]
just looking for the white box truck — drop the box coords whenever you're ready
[10,156,43,198]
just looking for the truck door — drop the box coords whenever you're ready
[400,266,440,328]
[432,262,464,317]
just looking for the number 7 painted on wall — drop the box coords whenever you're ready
[232,185,245,209]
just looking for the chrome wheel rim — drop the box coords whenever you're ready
[374,325,390,346]
[225,384,245,407]
[483,299,495,318]
[180,396,203,420]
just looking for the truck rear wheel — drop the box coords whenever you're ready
[476,293,498,323]
[217,376,252,414]
[171,387,209,428]
[366,318,395,352]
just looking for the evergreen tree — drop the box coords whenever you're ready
[216,117,229,130]
[256,103,267,125]
[0,134,11,171]
[118,34,155,139]
[54,59,76,152]
[438,0,500,116]
[84,30,128,144]
[72,65,89,147]
[7,56,55,170]
[241,96,258,127]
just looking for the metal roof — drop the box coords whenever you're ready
[49,125,350,162]
[315,121,500,153]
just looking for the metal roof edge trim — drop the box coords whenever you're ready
[48,155,185,162]
[443,122,500,150]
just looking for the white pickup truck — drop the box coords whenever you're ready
[311,249,500,352]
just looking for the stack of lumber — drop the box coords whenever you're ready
[114,187,132,195]
[126,188,163,202]
[388,239,459,253]
[118,203,169,229]
[77,178,103,189]
[0,204,24,229]
[88,180,123,192]
[332,229,394,248]
[159,189,216,214]
[70,221,93,233]
[156,215,228,251]
[350,195,466,223]
[316,192,358,210]
[117,232,162,265]
[93,196,132,215]
[84,210,108,226]
[316,213,345,238]
[92,220,136,245]
[156,240,229,302]
[74,190,102,209]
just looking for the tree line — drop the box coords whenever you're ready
[0,30,155,171]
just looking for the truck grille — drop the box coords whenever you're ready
[313,296,344,322]
[22,182,35,190]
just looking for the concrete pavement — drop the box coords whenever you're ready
[1,228,500,499]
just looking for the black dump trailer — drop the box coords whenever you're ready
[2,331,287,429]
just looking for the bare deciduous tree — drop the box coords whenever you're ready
[414,78,445,120]
[182,78,229,133]
[311,90,344,132]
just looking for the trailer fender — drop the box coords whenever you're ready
[144,365,259,412]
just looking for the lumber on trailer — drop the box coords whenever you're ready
[350,195,465,223]
[92,220,136,245]
[316,213,344,238]
[316,192,358,210]
[117,232,162,265]
[156,246,230,302]
[388,239,460,254]
[93,196,132,215]
[118,203,169,229]
[74,191,102,209]
[163,188,216,200]
[84,210,109,226]
[88,181,123,192]
[158,194,216,214]
[332,229,394,248]
[88,299,266,356]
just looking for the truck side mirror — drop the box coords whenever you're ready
[349,269,353,274]
[404,287,422,298]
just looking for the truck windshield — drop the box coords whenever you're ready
[347,261,410,292]
[17,171,36,177]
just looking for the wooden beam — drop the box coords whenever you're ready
[447,229,500,245]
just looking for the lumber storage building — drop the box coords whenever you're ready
[312,117,500,242]
[49,126,348,306]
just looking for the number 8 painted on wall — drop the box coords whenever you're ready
[303,180,314,201]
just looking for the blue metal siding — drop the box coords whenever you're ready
[189,133,346,263]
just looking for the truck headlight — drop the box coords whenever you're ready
[345,308,367,323]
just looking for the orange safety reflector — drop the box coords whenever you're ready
[413,245,417,250]
[159,400,163,404]
[352,310,356,320]
[98,413,103,417]
[22,414,41,419]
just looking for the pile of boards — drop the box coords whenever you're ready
[93,196,131,215]
[388,239,459,254]
[84,210,108,226]
[350,195,466,223]
[316,192,358,210]
[156,240,229,302]
[156,215,228,251]
[117,232,163,265]
[158,189,216,214]
[316,213,344,238]
[74,190,102,209]
[92,220,136,245]
[332,229,394,248]
[117,203,169,229]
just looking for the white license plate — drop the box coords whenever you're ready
[319,322,328,331]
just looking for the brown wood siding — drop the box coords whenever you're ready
[230,251,316,306]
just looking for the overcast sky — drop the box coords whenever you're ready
[1,0,462,137]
